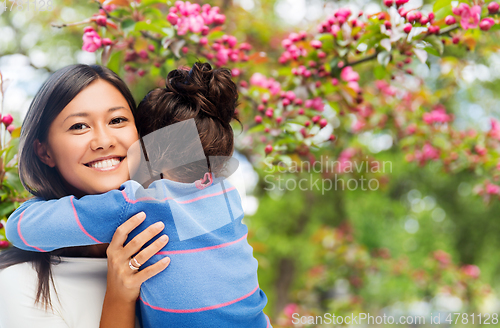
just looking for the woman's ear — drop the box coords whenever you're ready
[34,139,56,168]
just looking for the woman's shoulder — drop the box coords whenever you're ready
[0,257,111,328]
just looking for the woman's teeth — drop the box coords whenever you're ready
[89,158,121,169]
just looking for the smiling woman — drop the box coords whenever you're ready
[34,80,138,197]
[0,64,169,328]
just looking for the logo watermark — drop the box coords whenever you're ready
[263,156,392,194]
[1,0,53,12]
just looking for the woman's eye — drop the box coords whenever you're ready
[69,123,89,130]
[111,117,128,124]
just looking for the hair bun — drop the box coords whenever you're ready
[165,62,238,126]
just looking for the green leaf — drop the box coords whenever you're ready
[434,6,453,21]
[135,21,166,35]
[277,155,293,167]
[107,50,123,74]
[139,0,165,7]
[275,137,296,146]
[207,30,224,41]
[247,124,266,134]
[433,0,452,13]
[5,172,24,194]
[426,35,444,55]
[424,46,440,57]
[141,7,163,19]
[121,18,136,34]
[3,145,15,166]
[374,65,388,79]
[0,201,15,218]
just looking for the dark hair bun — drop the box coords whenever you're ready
[135,62,240,183]
[165,62,238,126]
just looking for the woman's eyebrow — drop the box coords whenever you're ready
[63,106,126,123]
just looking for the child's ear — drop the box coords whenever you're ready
[34,140,56,168]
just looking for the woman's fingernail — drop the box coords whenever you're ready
[159,235,168,242]
[162,257,170,264]
[138,212,146,219]
[153,221,164,228]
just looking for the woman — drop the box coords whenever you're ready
[0,64,168,328]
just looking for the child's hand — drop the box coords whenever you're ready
[105,211,170,303]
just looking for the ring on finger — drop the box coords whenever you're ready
[129,258,140,271]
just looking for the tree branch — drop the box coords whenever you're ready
[347,51,379,67]
[140,31,162,43]
[51,19,92,29]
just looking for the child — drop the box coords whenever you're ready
[6,62,270,328]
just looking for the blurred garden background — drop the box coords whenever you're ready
[1,0,500,326]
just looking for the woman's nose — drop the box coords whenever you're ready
[90,126,117,150]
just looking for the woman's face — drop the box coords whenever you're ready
[37,80,139,197]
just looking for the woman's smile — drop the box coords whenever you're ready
[84,156,125,171]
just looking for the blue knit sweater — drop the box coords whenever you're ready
[6,177,270,328]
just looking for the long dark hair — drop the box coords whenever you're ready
[134,62,240,182]
[0,64,137,309]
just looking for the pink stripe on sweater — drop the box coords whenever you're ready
[121,186,236,204]
[139,285,259,313]
[121,190,172,204]
[70,196,102,244]
[174,186,236,204]
[157,233,247,255]
[17,211,46,252]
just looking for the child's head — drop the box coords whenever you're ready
[19,64,138,199]
[134,62,239,183]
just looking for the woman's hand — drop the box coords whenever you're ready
[100,212,170,328]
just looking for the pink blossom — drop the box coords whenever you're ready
[249,73,281,95]
[423,106,451,124]
[462,264,480,279]
[486,183,500,195]
[6,125,15,134]
[213,14,226,25]
[336,148,356,172]
[433,250,451,265]
[102,38,112,46]
[490,118,500,140]
[250,73,267,87]
[347,81,361,93]
[403,23,412,33]
[188,14,205,33]
[331,25,341,37]
[336,8,352,19]
[445,15,456,25]
[82,30,102,52]
[167,13,179,25]
[283,303,298,318]
[340,66,359,82]
[308,97,324,111]
[489,2,500,14]
[2,113,13,126]
[480,18,495,31]
[215,48,230,66]
[406,123,417,135]
[310,40,322,49]
[422,143,439,160]
[453,3,482,30]
[351,119,365,132]
[103,4,116,12]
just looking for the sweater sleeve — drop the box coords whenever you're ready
[5,188,131,252]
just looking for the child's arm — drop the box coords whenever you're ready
[5,188,131,252]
